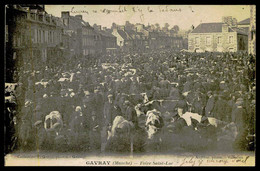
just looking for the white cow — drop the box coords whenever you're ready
[181,112,202,127]
[145,109,164,140]
[44,111,63,135]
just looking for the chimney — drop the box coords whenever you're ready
[75,15,82,20]
[232,18,237,27]
[61,11,70,18]
[222,16,232,26]
[97,25,101,31]
[222,24,228,32]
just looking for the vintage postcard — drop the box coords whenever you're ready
[4,4,255,166]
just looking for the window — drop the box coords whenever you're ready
[52,31,54,43]
[206,37,211,45]
[42,49,47,62]
[63,19,68,26]
[45,30,48,43]
[48,31,51,43]
[217,37,222,44]
[17,34,21,46]
[38,30,41,43]
[228,36,233,43]
[195,37,199,45]
[41,30,44,43]
[30,13,36,20]
[13,52,16,60]
[39,15,43,22]
[5,25,8,43]
[251,31,255,41]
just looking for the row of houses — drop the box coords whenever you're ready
[188,8,256,55]
[5,5,186,72]
[5,5,64,72]
[111,24,184,52]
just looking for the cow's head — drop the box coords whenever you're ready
[145,110,163,140]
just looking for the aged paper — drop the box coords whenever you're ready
[4,4,255,166]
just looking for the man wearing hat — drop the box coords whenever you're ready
[231,97,247,150]
[101,94,115,153]
[89,111,101,152]
[124,100,138,128]
[212,93,228,120]
[103,94,114,126]
[69,106,89,151]
[191,91,204,115]
[205,91,215,117]
[231,98,246,130]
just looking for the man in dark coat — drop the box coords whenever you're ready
[231,98,247,150]
[89,111,101,152]
[69,106,89,151]
[205,91,215,117]
[212,94,228,120]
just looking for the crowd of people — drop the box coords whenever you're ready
[5,49,256,154]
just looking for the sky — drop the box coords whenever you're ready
[45,5,251,30]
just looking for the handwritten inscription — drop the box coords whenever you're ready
[83,155,252,166]
[71,6,182,15]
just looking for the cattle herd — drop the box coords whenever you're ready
[4,49,256,155]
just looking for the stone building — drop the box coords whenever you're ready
[111,26,133,52]
[5,4,64,81]
[93,25,117,54]
[248,5,256,55]
[188,22,248,52]
[61,12,96,57]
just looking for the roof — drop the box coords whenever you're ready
[94,29,116,38]
[191,22,248,35]
[125,30,137,39]
[191,23,224,33]
[238,18,250,25]
[117,30,131,40]
[230,27,248,35]
[66,16,92,30]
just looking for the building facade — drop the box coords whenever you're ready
[5,5,64,82]
[188,22,248,52]
[61,12,96,57]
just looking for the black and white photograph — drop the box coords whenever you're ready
[4,4,256,166]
